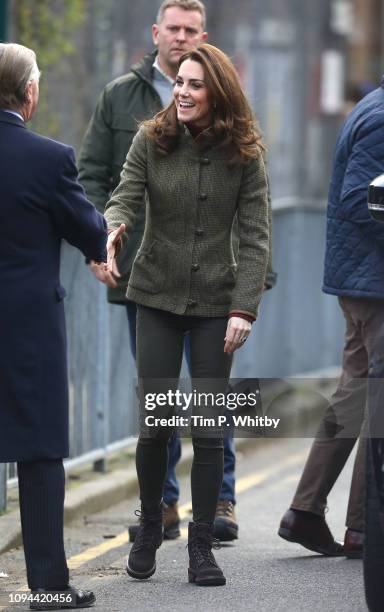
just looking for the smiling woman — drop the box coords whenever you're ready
[174,59,212,127]
[104,42,270,588]
[145,43,265,165]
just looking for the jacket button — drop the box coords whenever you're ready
[200,158,210,165]
[191,263,200,271]
[188,299,197,307]
[195,228,204,236]
[198,193,207,200]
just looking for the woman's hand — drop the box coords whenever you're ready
[89,260,118,288]
[106,223,126,276]
[224,316,251,354]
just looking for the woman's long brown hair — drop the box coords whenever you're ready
[144,43,265,165]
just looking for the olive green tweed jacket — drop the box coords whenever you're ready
[104,126,269,319]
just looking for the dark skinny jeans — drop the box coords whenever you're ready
[136,305,232,523]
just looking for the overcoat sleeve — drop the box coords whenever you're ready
[104,127,147,241]
[51,147,107,262]
[230,154,269,318]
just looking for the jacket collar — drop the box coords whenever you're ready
[130,50,158,87]
[0,109,26,129]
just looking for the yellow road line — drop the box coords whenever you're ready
[8,534,132,596]
[177,450,306,518]
[236,451,306,494]
[6,447,308,594]
[66,449,307,565]
[178,501,192,520]
[177,473,299,542]
[67,500,197,570]
[68,531,128,570]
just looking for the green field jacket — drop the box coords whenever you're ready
[105,127,270,319]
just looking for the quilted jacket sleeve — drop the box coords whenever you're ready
[339,111,384,248]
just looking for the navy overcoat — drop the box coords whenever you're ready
[0,111,107,462]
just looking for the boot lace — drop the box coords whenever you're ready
[216,500,234,518]
[133,509,162,550]
[188,534,221,566]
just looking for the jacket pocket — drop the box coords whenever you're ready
[129,240,167,295]
[201,262,237,305]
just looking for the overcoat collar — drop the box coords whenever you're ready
[0,109,26,129]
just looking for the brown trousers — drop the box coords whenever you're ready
[291,296,384,531]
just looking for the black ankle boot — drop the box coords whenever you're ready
[126,505,163,579]
[188,522,226,586]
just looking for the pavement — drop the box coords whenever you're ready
[0,437,366,612]
[0,437,257,556]
[0,444,187,557]
[1,370,367,612]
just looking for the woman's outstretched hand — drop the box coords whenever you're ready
[88,260,116,288]
[224,316,251,353]
[106,223,126,276]
[90,223,126,286]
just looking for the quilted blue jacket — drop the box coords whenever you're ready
[323,80,384,298]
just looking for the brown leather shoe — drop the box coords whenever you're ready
[163,501,181,540]
[213,500,238,541]
[344,528,363,559]
[278,508,344,556]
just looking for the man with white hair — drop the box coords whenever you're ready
[0,42,107,608]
